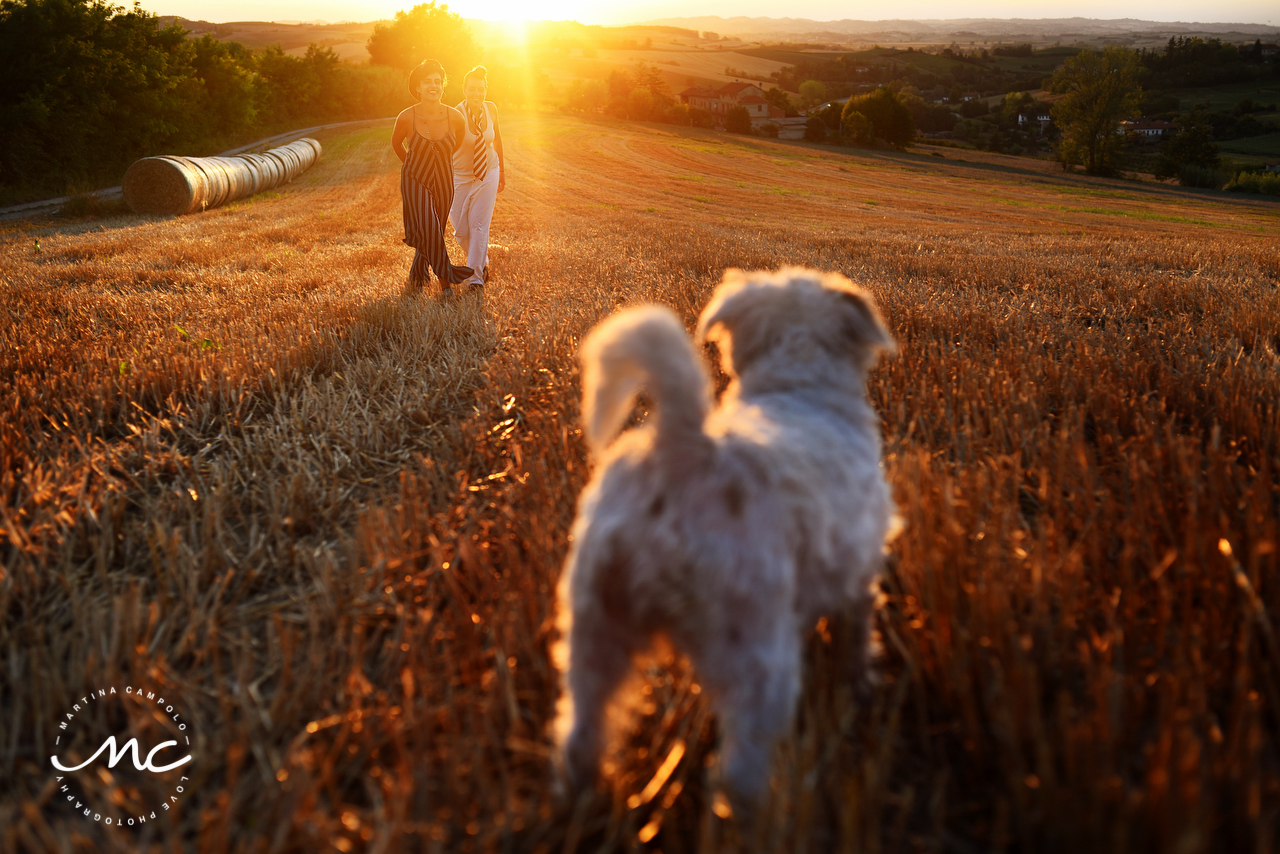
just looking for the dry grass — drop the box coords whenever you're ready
[2,114,1279,853]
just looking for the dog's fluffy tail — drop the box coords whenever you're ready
[580,306,712,457]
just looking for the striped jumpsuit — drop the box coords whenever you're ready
[402,126,473,291]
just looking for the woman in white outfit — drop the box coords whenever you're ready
[450,65,505,289]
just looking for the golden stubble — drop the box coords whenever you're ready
[1,116,1278,852]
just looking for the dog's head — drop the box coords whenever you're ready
[696,267,895,381]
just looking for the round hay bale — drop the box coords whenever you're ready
[122,156,205,215]
[237,156,262,195]
[188,158,230,210]
[280,146,302,175]
[247,153,278,191]
[240,153,276,191]
[257,153,285,189]
[264,151,295,184]
[223,157,256,198]
[122,137,324,215]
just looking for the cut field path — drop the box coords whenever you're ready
[2,112,1278,853]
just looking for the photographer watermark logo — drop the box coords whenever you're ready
[50,685,195,826]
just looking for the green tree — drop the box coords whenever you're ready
[626,87,655,121]
[1048,46,1143,175]
[0,0,411,203]
[664,102,691,125]
[565,78,607,113]
[803,116,827,142]
[184,35,257,146]
[1001,91,1034,121]
[255,45,320,125]
[798,79,826,108]
[606,70,631,101]
[842,110,874,144]
[815,101,843,133]
[688,107,713,128]
[842,87,914,148]
[725,105,752,134]
[898,90,957,133]
[0,0,195,200]
[1154,109,1220,179]
[366,1,475,82]
[763,86,795,116]
[633,62,672,104]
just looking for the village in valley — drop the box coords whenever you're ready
[567,30,1280,184]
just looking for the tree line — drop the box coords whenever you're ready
[0,0,486,205]
[772,47,1045,106]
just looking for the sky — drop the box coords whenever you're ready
[136,0,1278,27]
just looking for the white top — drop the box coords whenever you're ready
[453,100,497,181]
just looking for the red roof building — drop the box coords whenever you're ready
[678,81,775,121]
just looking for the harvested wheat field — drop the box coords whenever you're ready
[2,114,1279,853]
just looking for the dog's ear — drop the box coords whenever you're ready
[696,269,770,377]
[834,285,896,358]
[695,268,750,347]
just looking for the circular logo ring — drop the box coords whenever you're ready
[49,685,196,827]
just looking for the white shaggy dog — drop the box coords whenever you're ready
[553,267,899,813]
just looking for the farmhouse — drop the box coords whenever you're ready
[1121,118,1176,140]
[680,86,725,115]
[738,95,781,121]
[679,80,786,128]
[1237,42,1278,56]
[1017,111,1053,131]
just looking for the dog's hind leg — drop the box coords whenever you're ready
[844,590,882,700]
[704,623,802,817]
[560,612,634,794]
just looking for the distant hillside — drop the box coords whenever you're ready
[157,17,377,61]
[636,15,1280,44]
[155,17,711,62]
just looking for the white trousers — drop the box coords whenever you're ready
[449,169,499,286]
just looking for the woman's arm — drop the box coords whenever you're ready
[391,108,412,163]
[491,102,505,193]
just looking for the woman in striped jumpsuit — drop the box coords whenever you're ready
[391,59,473,296]
[450,65,505,289]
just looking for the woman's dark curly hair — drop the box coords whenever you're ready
[408,59,447,100]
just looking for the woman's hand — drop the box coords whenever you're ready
[493,112,506,193]
[391,108,412,163]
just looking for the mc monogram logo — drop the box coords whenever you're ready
[51,734,192,773]
[48,685,197,827]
